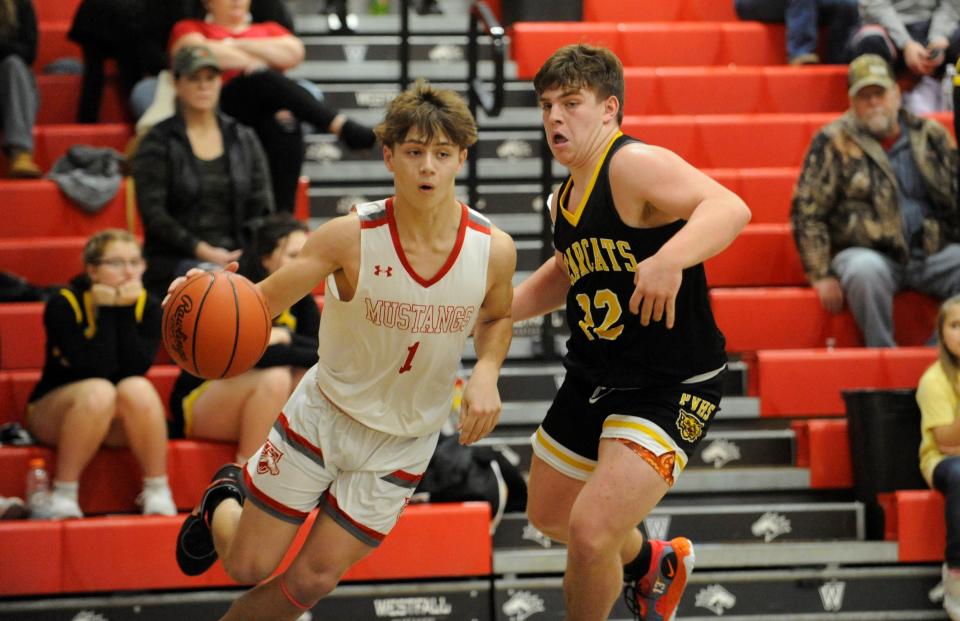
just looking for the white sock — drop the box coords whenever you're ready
[52,481,79,501]
[142,475,170,492]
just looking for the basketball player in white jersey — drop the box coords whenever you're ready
[171,81,516,621]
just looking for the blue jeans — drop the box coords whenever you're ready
[934,457,960,568]
[734,0,859,63]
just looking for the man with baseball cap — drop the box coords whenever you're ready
[172,45,222,79]
[791,53,960,347]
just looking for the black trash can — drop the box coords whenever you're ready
[842,388,928,539]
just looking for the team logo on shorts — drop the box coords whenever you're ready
[257,440,284,475]
[676,408,705,442]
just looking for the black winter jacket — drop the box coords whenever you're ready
[132,111,274,296]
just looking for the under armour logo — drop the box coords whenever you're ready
[374,265,393,277]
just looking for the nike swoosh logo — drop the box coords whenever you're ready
[665,558,676,578]
[588,387,615,404]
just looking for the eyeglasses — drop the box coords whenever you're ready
[97,258,145,270]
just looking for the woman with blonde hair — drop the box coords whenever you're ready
[917,294,960,620]
[27,229,175,519]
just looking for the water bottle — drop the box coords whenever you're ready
[25,457,50,518]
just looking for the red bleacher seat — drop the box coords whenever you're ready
[757,347,937,416]
[791,419,854,488]
[0,303,44,371]
[622,113,835,169]
[711,288,938,352]
[0,502,491,595]
[618,23,723,67]
[35,0,81,23]
[37,75,130,125]
[0,237,86,285]
[510,22,621,79]
[36,22,81,70]
[0,365,180,427]
[720,22,786,65]
[32,123,133,170]
[717,167,797,224]
[622,67,847,116]
[0,180,129,237]
[704,223,805,286]
[878,490,945,563]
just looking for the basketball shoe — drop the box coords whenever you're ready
[623,537,695,621]
[175,463,245,576]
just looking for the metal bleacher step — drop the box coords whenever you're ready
[480,423,795,475]
[0,579,491,621]
[311,80,538,128]
[308,181,546,236]
[495,498,864,552]
[302,129,562,184]
[493,540,902,577]
[495,566,946,620]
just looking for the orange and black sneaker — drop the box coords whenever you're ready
[623,537,695,621]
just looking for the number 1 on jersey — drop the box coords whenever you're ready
[399,341,420,374]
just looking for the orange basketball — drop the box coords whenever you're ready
[162,271,271,379]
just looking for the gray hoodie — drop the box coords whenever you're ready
[859,0,960,47]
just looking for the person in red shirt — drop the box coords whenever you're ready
[170,0,376,213]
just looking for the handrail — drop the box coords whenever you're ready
[399,0,411,88]
[465,0,505,210]
[466,1,505,118]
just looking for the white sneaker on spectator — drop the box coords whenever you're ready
[138,486,177,516]
[903,75,946,114]
[30,492,83,520]
[944,563,960,621]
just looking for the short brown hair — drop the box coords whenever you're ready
[375,80,478,149]
[534,44,625,124]
[82,229,140,266]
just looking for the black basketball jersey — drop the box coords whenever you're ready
[552,132,727,388]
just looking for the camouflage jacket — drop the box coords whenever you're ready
[791,109,958,282]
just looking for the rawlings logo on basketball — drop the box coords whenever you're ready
[167,295,194,361]
[257,441,283,475]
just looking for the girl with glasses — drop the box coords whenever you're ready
[25,229,176,519]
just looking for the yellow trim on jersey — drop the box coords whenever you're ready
[81,291,96,338]
[535,428,596,472]
[60,289,83,324]
[275,308,296,331]
[181,380,212,438]
[602,417,688,469]
[559,131,623,228]
[134,290,147,322]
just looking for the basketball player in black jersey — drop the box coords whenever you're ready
[512,44,751,621]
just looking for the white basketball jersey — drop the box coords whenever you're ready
[313,198,491,437]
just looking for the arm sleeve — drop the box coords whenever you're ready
[790,131,842,282]
[133,129,200,256]
[859,0,913,48]
[931,0,960,46]
[917,368,959,432]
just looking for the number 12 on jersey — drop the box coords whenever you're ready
[575,289,624,341]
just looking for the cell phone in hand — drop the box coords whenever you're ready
[928,47,945,62]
